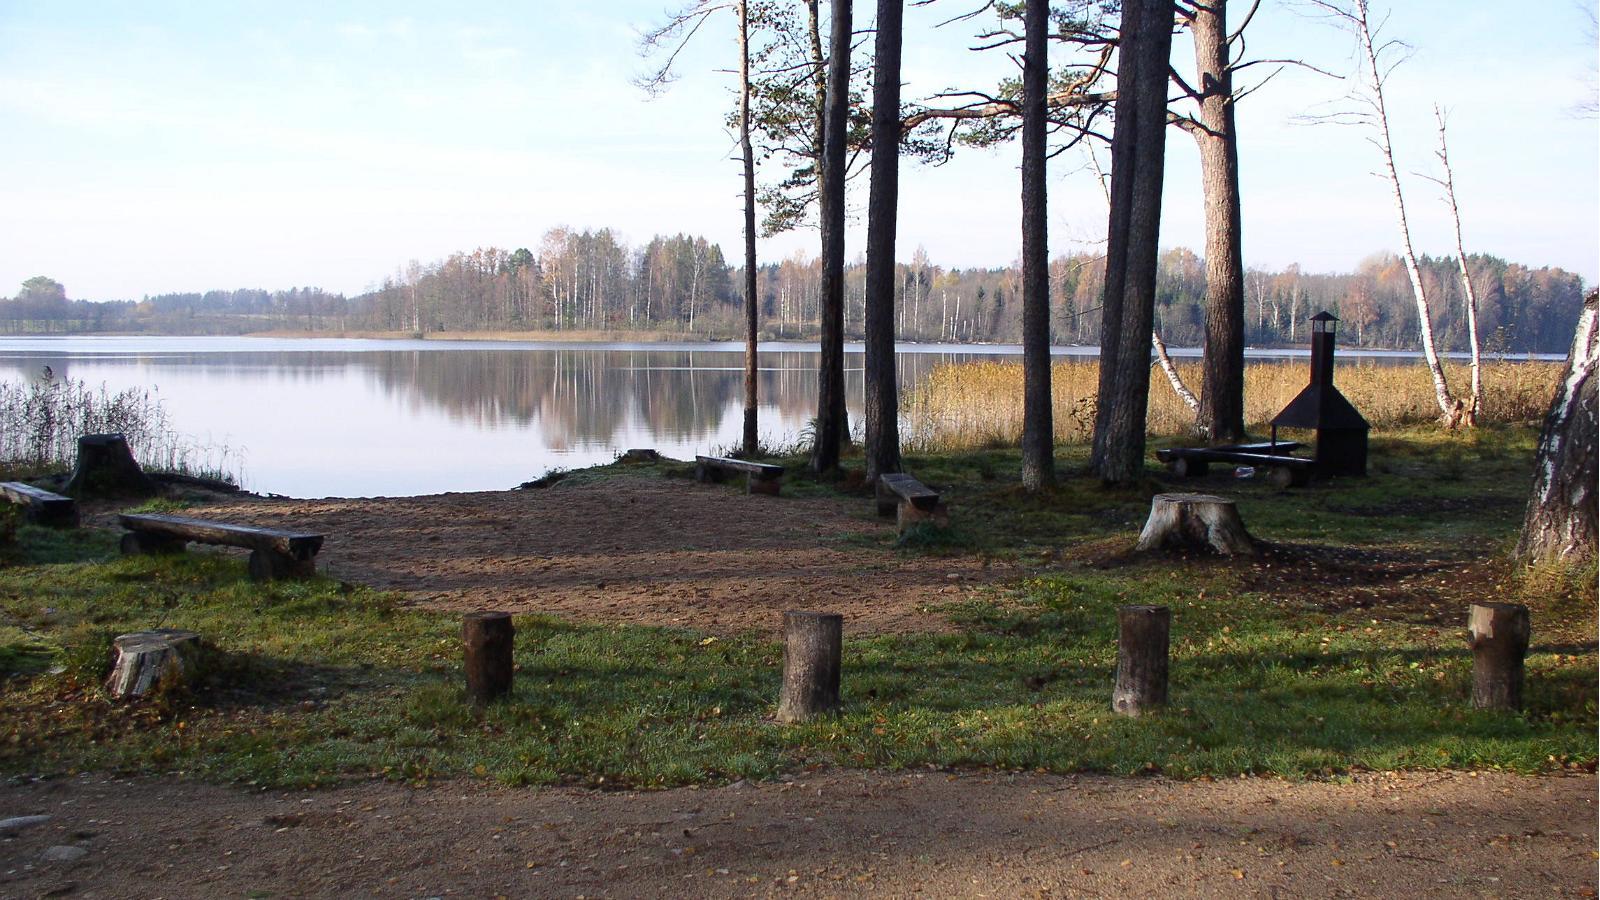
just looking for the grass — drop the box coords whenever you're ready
[0,426,1593,789]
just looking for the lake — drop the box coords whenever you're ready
[0,336,1545,498]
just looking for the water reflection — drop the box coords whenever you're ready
[0,337,1555,499]
[0,338,967,497]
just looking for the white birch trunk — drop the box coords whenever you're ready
[1352,0,1460,425]
[1151,330,1200,414]
[1434,106,1483,425]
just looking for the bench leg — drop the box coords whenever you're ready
[27,504,79,529]
[120,532,186,556]
[248,550,316,581]
[874,482,898,518]
[695,462,724,484]
[747,475,781,496]
[1170,458,1209,478]
[897,500,950,534]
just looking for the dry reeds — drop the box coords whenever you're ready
[0,375,241,482]
[903,359,1562,452]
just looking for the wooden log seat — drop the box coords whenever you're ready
[694,455,784,496]
[876,473,948,533]
[0,481,79,528]
[118,513,324,581]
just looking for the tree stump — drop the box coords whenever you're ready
[776,611,842,723]
[64,434,158,499]
[104,629,204,700]
[463,612,515,704]
[1112,606,1170,717]
[1468,603,1530,711]
[1135,493,1255,555]
[620,448,661,464]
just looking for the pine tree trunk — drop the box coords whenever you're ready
[1092,0,1175,483]
[1190,0,1247,444]
[863,0,903,484]
[1019,0,1055,490]
[739,0,761,457]
[1516,290,1598,564]
[812,0,852,476]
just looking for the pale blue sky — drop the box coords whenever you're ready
[2,1,1595,300]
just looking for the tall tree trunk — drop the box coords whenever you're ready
[1189,0,1246,444]
[812,0,852,475]
[863,0,904,483]
[1092,0,1175,483]
[1434,106,1482,425]
[1349,0,1460,426]
[1019,0,1055,490]
[740,0,761,457]
[1516,290,1597,564]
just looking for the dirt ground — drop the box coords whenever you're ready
[164,474,1014,635]
[34,476,1592,898]
[0,770,1593,898]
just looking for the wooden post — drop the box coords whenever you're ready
[776,611,842,723]
[1468,602,1530,711]
[463,612,515,704]
[1112,605,1169,717]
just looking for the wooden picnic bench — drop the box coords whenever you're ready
[118,513,324,581]
[1155,441,1313,487]
[0,481,79,528]
[694,455,784,496]
[876,473,948,532]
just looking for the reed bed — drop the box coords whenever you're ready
[0,376,241,483]
[903,359,1562,452]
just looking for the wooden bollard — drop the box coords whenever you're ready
[1468,602,1530,711]
[463,612,515,704]
[776,611,842,723]
[1112,605,1170,717]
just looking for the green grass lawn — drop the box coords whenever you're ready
[0,426,1593,788]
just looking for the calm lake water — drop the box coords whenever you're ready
[0,336,1546,498]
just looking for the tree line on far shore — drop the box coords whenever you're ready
[2,241,1586,354]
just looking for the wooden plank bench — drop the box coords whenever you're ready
[0,482,78,528]
[694,455,784,496]
[1155,444,1314,488]
[877,473,948,532]
[118,513,324,581]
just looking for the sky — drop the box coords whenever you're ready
[1,0,1596,301]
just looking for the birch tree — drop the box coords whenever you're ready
[1424,106,1483,424]
[1307,0,1463,427]
[1516,289,1597,565]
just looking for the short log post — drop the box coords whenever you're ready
[64,433,158,499]
[776,611,842,724]
[463,612,515,704]
[105,629,204,700]
[1135,493,1256,556]
[1112,605,1170,717]
[1468,602,1530,711]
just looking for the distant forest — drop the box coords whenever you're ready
[4,229,1588,353]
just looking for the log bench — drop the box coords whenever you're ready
[1155,441,1313,487]
[0,482,79,528]
[118,513,324,581]
[876,473,948,532]
[694,455,784,496]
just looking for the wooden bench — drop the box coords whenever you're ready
[118,513,324,581]
[877,473,948,532]
[0,482,78,528]
[694,456,784,496]
[1155,441,1312,487]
